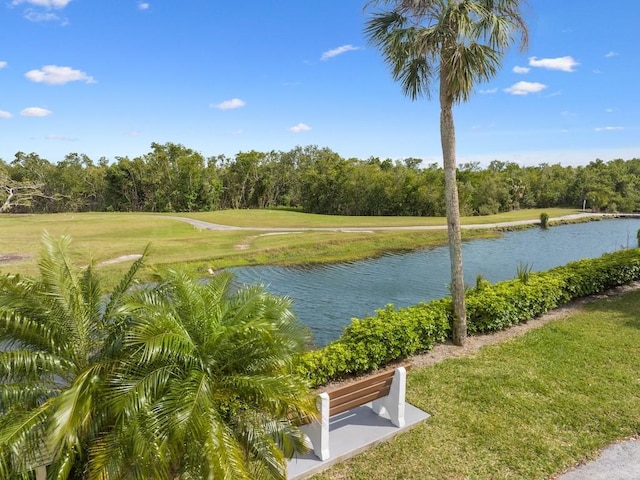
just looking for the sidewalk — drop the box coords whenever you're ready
[556,438,640,480]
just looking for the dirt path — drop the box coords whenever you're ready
[162,212,604,232]
[161,212,606,251]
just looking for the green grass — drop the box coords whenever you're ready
[0,208,581,286]
[312,290,640,480]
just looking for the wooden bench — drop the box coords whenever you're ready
[302,365,411,461]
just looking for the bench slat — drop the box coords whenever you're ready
[330,377,393,407]
[329,386,392,416]
[326,368,396,398]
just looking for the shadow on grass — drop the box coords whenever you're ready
[579,287,640,330]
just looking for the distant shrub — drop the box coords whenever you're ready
[540,212,549,229]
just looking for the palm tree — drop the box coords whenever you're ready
[0,234,146,479]
[365,0,528,345]
[1,237,316,479]
[90,269,317,480]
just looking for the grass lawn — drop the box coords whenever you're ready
[312,289,640,480]
[0,209,582,286]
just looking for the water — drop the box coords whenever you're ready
[230,219,640,346]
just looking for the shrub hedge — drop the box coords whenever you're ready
[295,248,640,387]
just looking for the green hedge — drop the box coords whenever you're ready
[295,300,450,386]
[295,248,640,387]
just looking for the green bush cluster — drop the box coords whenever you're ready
[540,212,550,229]
[465,274,566,334]
[295,300,450,386]
[296,248,640,387]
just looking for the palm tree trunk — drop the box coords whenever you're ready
[440,77,467,347]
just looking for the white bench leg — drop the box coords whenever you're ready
[301,392,330,461]
[35,466,46,480]
[371,367,406,428]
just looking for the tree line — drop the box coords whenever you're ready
[2,142,639,215]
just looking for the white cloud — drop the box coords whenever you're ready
[25,65,95,85]
[594,126,624,132]
[529,56,579,72]
[478,88,497,94]
[289,123,311,133]
[512,66,530,74]
[211,98,246,110]
[0,61,7,69]
[504,81,547,95]
[321,45,359,61]
[12,0,71,7]
[605,51,619,58]
[24,9,60,21]
[45,133,75,141]
[0,111,12,119]
[138,2,149,10]
[21,107,52,117]
[126,130,142,137]
[232,129,243,135]
[592,69,602,74]
[605,108,613,113]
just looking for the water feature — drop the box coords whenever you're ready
[230,218,640,346]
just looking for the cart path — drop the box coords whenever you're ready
[162,212,607,232]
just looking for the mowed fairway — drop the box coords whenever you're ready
[0,208,580,285]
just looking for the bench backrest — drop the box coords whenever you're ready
[324,365,411,417]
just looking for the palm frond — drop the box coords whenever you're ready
[0,401,51,473]
[0,309,58,355]
[101,243,149,325]
[0,350,69,384]
[47,363,104,454]
[447,42,502,102]
[206,418,252,480]
[365,0,528,103]
[88,410,171,480]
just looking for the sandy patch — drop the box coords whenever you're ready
[235,231,304,250]
[0,254,31,264]
[98,254,143,266]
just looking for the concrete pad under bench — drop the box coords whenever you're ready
[286,401,430,480]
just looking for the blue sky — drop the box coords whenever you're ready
[1,0,638,167]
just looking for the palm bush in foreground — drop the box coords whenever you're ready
[0,236,316,479]
[91,269,317,480]
[0,234,146,479]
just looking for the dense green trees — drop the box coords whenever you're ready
[1,143,639,216]
[0,236,316,479]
